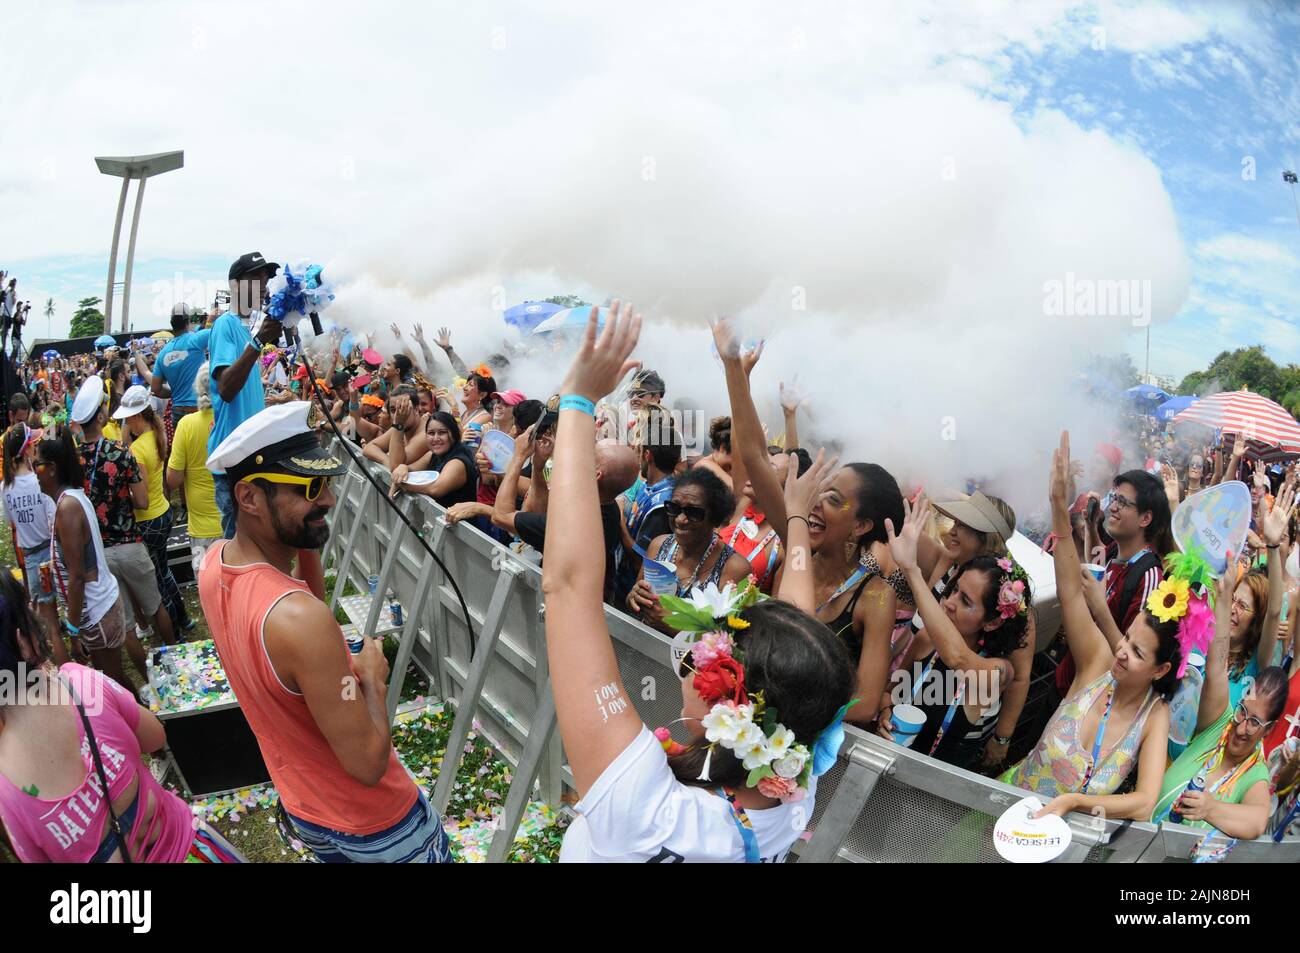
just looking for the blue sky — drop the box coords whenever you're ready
[3,1,1297,386]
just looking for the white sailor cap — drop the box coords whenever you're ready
[206,401,347,480]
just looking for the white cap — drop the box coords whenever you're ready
[205,401,347,480]
[112,384,152,420]
[71,376,105,425]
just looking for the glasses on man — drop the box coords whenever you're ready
[1232,702,1273,734]
[665,500,708,523]
[240,472,333,502]
[1108,493,1136,513]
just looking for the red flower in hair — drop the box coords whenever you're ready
[693,657,747,706]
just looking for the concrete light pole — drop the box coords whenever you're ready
[96,151,183,333]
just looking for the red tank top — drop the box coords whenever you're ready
[198,542,417,834]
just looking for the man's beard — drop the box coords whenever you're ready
[269,501,331,549]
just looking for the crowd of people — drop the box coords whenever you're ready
[0,256,1298,864]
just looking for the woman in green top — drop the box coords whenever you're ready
[1152,544,1291,839]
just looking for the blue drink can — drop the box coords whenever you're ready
[1170,769,1206,824]
[368,573,379,595]
[346,633,365,654]
[389,598,403,627]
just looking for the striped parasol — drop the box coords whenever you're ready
[1172,388,1300,450]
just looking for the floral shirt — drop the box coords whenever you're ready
[78,437,143,546]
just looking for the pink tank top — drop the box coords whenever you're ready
[198,542,417,834]
[0,664,194,862]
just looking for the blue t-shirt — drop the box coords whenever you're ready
[156,328,212,407]
[208,312,265,465]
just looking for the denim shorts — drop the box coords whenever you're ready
[285,790,451,864]
[20,542,55,604]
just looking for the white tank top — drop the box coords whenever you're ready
[50,487,120,627]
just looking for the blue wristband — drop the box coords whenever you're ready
[559,394,596,416]
[64,621,80,636]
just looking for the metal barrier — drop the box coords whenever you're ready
[325,451,1299,863]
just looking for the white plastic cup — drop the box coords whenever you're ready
[890,704,927,748]
[1083,563,1105,581]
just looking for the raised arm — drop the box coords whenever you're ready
[712,318,788,538]
[1256,483,1297,670]
[1050,432,1114,685]
[410,323,438,375]
[435,327,470,380]
[542,302,645,796]
[1198,558,1237,733]
[778,381,801,453]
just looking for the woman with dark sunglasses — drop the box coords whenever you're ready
[627,467,751,634]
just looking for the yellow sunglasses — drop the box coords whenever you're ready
[239,472,333,501]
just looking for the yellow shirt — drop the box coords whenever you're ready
[129,430,170,522]
[168,409,222,539]
[103,420,123,442]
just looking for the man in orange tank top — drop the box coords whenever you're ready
[200,401,449,862]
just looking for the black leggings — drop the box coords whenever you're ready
[137,508,190,630]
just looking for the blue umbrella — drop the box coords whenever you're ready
[504,301,563,332]
[94,334,116,348]
[531,306,608,335]
[1124,383,1170,408]
[42,349,59,359]
[1155,394,1197,423]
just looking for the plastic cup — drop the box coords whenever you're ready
[1083,563,1105,581]
[890,704,927,748]
[368,573,379,595]
[643,558,679,597]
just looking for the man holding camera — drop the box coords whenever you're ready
[209,252,284,538]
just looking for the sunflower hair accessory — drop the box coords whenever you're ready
[1152,549,1216,678]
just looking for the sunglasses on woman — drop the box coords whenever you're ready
[665,500,708,523]
[239,471,333,502]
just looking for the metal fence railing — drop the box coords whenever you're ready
[324,450,1300,863]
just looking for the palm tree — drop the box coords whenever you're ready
[44,298,55,338]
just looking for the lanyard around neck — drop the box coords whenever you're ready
[716,787,760,863]
[1080,682,1116,794]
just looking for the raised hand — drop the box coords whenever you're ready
[784,448,836,521]
[412,323,427,343]
[390,323,402,339]
[885,493,930,574]
[779,381,805,414]
[1049,431,1073,514]
[740,340,765,378]
[1232,431,1247,459]
[710,316,742,363]
[558,301,642,404]
[436,327,453,350]
[1262,482,1298,547]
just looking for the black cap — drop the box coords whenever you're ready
[228,252,280,281]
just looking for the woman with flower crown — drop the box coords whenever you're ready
[875,495,1032,774]
[545,303,854,863]
[1021,433,1177,822]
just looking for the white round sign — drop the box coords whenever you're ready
[992,796,1072,863]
